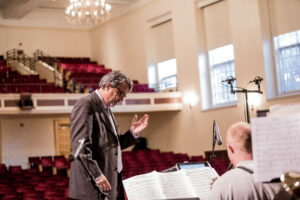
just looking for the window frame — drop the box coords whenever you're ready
[148,58,178,92]
[201,44,238,109]
[273,31,300,96]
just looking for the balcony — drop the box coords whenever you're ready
[0,92,183,115]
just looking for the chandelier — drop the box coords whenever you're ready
[65,0,111,25]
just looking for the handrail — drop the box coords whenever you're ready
[6,49,36,71]
[33,49,89,93]
[34,49,61,69]
[33,49,65,90]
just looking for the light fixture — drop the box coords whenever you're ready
[65,0,111,25]
[248,93,262,110]
[183,91,199,107]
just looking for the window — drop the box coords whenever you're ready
[198,0,237,110]
[157,58,177,91]
[148,58,177,91]
[208,45,237,105]
[263,0,300,98]
[146,15,177,91]
[273,30,300,95]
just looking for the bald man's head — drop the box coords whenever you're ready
[227,121,252,153]
[226,122,252,166]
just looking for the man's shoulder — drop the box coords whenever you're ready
[211,168,255,199]
[214,169,235,184]
[214,167,252,186]
[71,93,98,113]
[76,93,97,104]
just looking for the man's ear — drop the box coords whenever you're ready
[228,144,234,155]
[104,83,110,91]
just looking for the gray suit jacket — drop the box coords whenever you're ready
[69,92,138,200]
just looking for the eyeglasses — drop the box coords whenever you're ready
[116,87,127,98]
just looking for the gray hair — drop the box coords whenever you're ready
[99,70,133,91]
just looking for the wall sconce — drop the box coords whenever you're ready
[248,93,262,111]
[183,91,199,107]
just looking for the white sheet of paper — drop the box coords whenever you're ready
[251,113,300,182]
[158,170,198,199]
[123,166,218,200]
[184,167,218,200]
[123,171,164,200]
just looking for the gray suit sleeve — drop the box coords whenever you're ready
[70,98,102,179]
[119,129,139,150]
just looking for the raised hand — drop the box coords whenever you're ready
[130,114,149,135]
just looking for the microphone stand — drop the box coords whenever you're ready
[70,138,108,198]
[209,121,217,167]
[225,78,263,123]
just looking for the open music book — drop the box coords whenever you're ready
[123,167,219,200]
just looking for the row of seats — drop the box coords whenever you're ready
[0,74,43,84]
[60,63,106,73]
[1,54,156,94]
[59,59,111,93]
[28,155,70,177]
[0,60,64,94]
[0,150,229,199]
[122,149,229,179]
[58,58,155,94]
[132,83,155,93]
[0,85,64,93]
[27,151,229,178]
[26,150,229,179]
[56,57,94,64]
[0,163,69,200]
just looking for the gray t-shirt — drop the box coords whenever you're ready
[210,160,291,200]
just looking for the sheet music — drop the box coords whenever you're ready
[123,167,217,200]
[123,171,164,200]
[251,113,300,182]
[158,170,197,199]
[184,167,218,200]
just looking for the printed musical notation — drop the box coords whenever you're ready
[251,113,300,182]
[123,167,218,200]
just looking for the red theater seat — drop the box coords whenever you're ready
[9,165,23,175]
[41,156,54,175]
[28,156,41,170]
[54,156,69,177]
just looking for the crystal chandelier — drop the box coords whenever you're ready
[65,0,111,25]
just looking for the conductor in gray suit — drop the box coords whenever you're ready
[69,71,149,200]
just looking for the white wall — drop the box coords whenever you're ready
[0,26,92,58]
[0,115,66,168]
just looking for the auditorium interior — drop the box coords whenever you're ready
[0,0,300,199]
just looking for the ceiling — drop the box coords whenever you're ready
[0,0,148,29]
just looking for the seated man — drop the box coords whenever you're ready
[211,122,291,200]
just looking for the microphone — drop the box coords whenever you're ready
[221,76,236,83]
[71,138,108,197]
[250,76,263,84]
[213,120,222,145]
